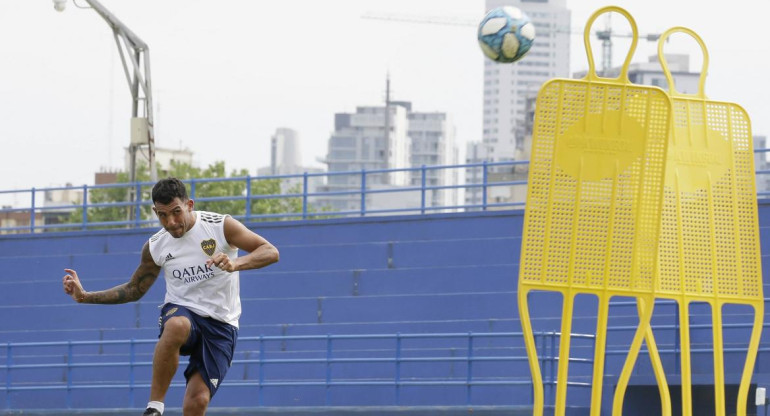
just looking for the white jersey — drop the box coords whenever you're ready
[148,210,241,328]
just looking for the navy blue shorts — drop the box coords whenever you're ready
[159,303,238,398]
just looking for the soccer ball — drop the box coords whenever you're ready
[477,6,536,63]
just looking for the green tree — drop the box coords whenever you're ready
[65,168,151,229]
[67,161,321,229]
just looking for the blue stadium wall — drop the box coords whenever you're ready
[0,205,769,415]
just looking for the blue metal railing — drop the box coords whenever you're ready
[2,154,768,234]
[0,331,593,409]
[0,160,529,234]
[2,317,768,409]
[3,322,765,410]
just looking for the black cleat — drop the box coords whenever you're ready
[142,409,161,416]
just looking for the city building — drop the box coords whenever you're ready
[408,110,459,210]
[125,145,194,177]
[473,47,705,209]
[262,128,302,176]
[466,0,571,208]
[755,135,770,196]
[319,104,411,213]
[256,127,325,204]
[0,184,85,234]
[319,97,458,214]
[573,53,700,93]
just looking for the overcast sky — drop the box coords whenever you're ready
[0,0,767,193]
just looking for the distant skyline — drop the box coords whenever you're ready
[0,0,766,193]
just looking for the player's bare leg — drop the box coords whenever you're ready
[150,316,191,402]
[182,372,210,416]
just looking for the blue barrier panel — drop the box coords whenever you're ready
[0,206,767,411]
[390,237,520,269]
[320,292,517,324]
[0,231,148,258]
[0,332,570,410]
[353,264,519,296]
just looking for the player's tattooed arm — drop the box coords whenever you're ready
[80,242,161,304]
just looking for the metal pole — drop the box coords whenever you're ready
[245,176,252,222]
[129,339,135,407]
[82,0,156,183]
[5,344,12,409]
[82,185,88,230]
[302,172,308,220]
[134,183,142,227]
[143,52,156,181]
[675,303,680,376]
[325,335,332,405]
[258,335,265,406]
[549,331,556,404]
[66,342,73,408]
[421,165,426,215]
[482,161,488,211]
[466,333,474,405]
[395,333,402,405]
[29,188,35,233]
[360,170,367,216]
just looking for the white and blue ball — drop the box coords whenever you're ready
[477,6,536,63]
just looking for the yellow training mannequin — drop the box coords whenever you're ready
[614,26,764,416]
[518,6,673,415]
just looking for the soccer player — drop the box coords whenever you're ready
[62,177,279,416]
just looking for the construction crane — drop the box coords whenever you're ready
[593,14,661,75]
[362,11,661,75]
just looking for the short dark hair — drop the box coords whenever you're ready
[152,178,188,204]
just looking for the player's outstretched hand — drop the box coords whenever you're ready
[63,268,86,303]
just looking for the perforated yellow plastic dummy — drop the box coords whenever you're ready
[613,27,764,416]
[517,6,672,415]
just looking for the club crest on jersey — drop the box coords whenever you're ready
[201,239,216,256]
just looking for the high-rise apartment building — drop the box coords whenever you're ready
[327,104,411,186]
[480,0,570,157]
[408,110,459,209]
[320,101,458,214]
[257,127,325,197]
[266,128,302,176]
[320,104,411,213]
[484,52,704,210]
[466,0,571,207]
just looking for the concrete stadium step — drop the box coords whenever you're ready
[390,237,519,269]
[236,319,524,338]
[2,261,520,309]
[257,211,524,246]
[2,259,520,307]
[0,235,519,283]
[316,292,517,324]
[0,230,150,258]
[266,237,518,272]
[240,264,519,298]
[0,211,522,259]
[0,253,142,282]
[0,274,166,307]
[0,327,159,344]
[0,207,767,412]
[249,292,523,327]
[0,406,539,415]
